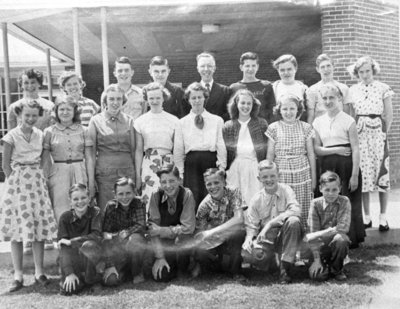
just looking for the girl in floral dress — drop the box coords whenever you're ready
[347,56,394,231]
[0,100,57,292]
[266,94,316,228]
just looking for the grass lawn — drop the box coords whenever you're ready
[0,245,399,309]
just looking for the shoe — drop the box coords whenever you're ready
[334,271,347,281]
[133,273,145,284]
[35,275,50,286]
[379,222,390,232]
[9,280,23,292]
[363,220,372,229]
[232,273,247,282]
[279,261,293,284]
[191,262,201,278]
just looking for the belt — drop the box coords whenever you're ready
[357,114,381,119]
[54,159,84,164]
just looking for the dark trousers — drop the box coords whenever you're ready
[184,151,217,210]
[242,216,302,270]
[143,235,192,282]
[195,229,246,275]
[308,233,350,276]
[59,240,101,294]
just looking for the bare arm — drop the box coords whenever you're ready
[383,96,393,133]
[2,142,13,178]
[313,130,351,157]
[266,138,275,162]
[348,122,360,192]
[307,108,315,124]
[306,136,317,190]
[85,146,95,199]
[134,131,144,193]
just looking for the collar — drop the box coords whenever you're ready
[190,109,209,118]
[262,184,281,198]
[161,189,179,204]
[200,80,214,90]
[70,207,91,223]
[55,122,80,131]
[210,188,229,205]
[125,84,142,96]
[322,197,340,210]
[238,118,251,126]
[104,110,123,122]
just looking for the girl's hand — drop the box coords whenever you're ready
[311,178,317,191]
[63,273,80,293]
[58,238,72,246]
[337,147,352,157]
[349,175,359,192]
[152,258,170,280]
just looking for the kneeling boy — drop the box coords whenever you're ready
[304,171,350,281]
[194,168,247,278]
[242,160,302,284]
[58,183,102,295]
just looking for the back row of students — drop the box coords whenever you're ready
[0,52,393,292]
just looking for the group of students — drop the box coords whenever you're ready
[0,50,394,294]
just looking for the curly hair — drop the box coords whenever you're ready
[228,89,261,120]
[350,56,380,77]
[54,95,81,124]
[184,82,210,103]
[58,71,86,91]
[14,99,44,116]
[18,69,44,88]
[100,84,128,110]
[142,82,171,102]
[272,54,298,70]
[273,93,304,119]
[203,168,226,181]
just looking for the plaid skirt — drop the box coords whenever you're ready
[0,165,57,242]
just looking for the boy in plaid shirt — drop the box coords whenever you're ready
[304,171,351,281]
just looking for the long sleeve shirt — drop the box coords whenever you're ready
[246,183,301,238]
[57,206,102,276]
[308,196,351,235]
[174,110,227,176]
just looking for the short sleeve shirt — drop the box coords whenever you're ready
[78,97,100,126]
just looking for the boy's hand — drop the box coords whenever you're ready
[194,230,212,242]
[103,266,119,282]
[64,273,80,293]
[242,237,253,254]
[103,232,114,240]
[152,258,170,280]
[58,238,72,246]
[118,230,129,240]
[309,259,324,279]
[148,223,161,237]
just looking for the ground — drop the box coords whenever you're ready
[0,245,399,309]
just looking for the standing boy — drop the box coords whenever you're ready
[229,52,276,124]
[196,52,231,121]
[242,160,302,284]
[304,171,350,281]
[148,56,188,118]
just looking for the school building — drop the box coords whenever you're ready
[0,0,399,183]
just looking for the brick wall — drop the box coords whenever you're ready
[321,0,400,185]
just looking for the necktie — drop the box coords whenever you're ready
[205,83,211,93]
[195,114,204,130]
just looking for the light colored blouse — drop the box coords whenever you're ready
[134,111,179,152]
[43,123,93,161]
[236,119,257,160]
[312,111,354,147]
[1,126,43,166]
[174,110,227,175]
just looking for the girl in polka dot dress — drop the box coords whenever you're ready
[0,100,57,292]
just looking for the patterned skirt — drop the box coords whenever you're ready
[0,165,58,242]
[140,148,173,210]
[275,154,312,230]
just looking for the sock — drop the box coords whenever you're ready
[14,271,23,281]
[379,214,387,225]
[364,215,371,224]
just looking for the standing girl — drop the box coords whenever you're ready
[134,82,179,208]
[347,56,394,231]
[313,83,364,247]
[266,94,316,228]
[223,89,268,205]
[0,100,57,292]
[43,95,95,221]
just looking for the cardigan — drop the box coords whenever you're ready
[223,117,268,169]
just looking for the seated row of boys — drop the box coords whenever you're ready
[58,160,350,295]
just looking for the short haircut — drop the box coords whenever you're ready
[196,52,216,63]
[272,54,298,70]
[273,94,304,119]
[203,168,226,181]
[228,89,261,120]
[156,163,180,179]
[316,53,333,67]
[319,171,341,187]
[114,56,132,68]
[142,82,171,102]
[184,82,210,102]
[69,183,89,197]
[350,56,380,77]
[149,56,169,67]
[14,99,44,116]
[18,68,44,88]
[240,52,259,65]
[114,177,136,193]
[319,82,344,99]
[258,159,278,173]
[54,95,81,124]
[58,71,86,90]
[101,84,128,109]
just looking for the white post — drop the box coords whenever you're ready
[101,7,109,88]
[72,8,82,76]
[1,22,11,110]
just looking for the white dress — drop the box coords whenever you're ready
[226,119,261,205]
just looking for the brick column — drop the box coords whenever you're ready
[321,0,400,184]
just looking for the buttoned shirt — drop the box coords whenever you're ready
[102,198,147,235]
[174,110,227,176]
[148,186,196,239]
[196,186,247,231]
[43,123,93,161]
[121,84,146,120]
[246,183,301,238]
[200,80,214,92]
[308,196,351,235]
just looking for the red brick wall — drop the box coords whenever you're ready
[321,0,400,185]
